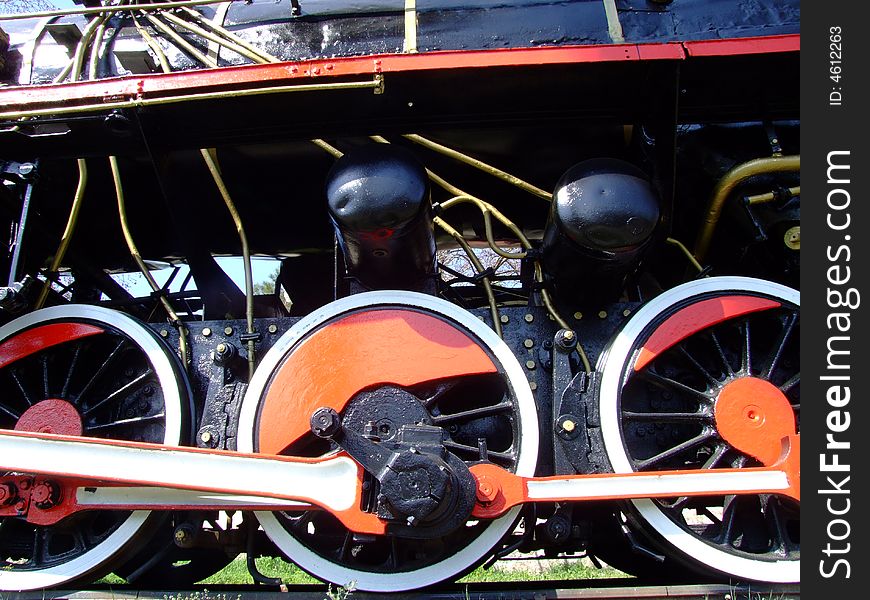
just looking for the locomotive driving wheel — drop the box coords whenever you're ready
[597,277,799,583]
[0,305,189,591]
[238,291,538,592]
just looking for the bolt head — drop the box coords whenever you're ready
[523,339,534,349]
[268,324,278,334]
[475,476,499,503]
[224,326,234,335]
[202,327,212,337]
[524,313,534,323]
[310,407,341,438]
[562,419,576,433]
[215,343,227,354]
[0,483,16,506]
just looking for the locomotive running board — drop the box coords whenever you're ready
[0,429,798,533]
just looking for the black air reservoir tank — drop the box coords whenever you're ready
[326,145,435,290]
[542,159,660,306]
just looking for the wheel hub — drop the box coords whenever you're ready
[714,376,795,466]
[14,399,83,437]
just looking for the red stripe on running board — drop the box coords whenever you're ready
[683,34,800,57]
[633,296,781,372]
[0,43,686,109]
[0,323,104,370]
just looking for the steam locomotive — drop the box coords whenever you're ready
[0,0,799,592]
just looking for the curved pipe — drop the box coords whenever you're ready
[693,155,799,261]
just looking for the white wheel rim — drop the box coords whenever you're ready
[0,305,185,591]
[598,277,799,583]
[239,291,538,592]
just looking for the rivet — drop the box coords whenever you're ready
[224,326,234,336]
[200,431,212,444]
[524,314,534,323]
[562,419,576,433]
[598,310,607,319]
[623,309,632,317]
[523,339,534,348]
[525,360,536,370]
[268,324,278,334]
[500,315,510,324]
[529,381,538,391]
[159,329,169,338]
[573,311,583,320]
[202,327,212,337]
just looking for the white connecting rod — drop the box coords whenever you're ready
[0,431,355,511]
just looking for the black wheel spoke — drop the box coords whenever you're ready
[677,346,720,387]
[623,411,709,423]
[764,495,792,554]
[763,312,798,380]
[780,373,800,393]
[432,401,513,425]
[10,369,34,407]
[422,381,459,409]
[640,370,713,402]
[0,402,21,420]
[41,355,50,399]
[86,411,166,432]
[709,331,734,377]
[699,506,722,525]
[62,342,84,399]
[741,320,752,374]
[77,339,126,403]
[82,369,153,416]
[635,431,715,470]
[701,443,729,470]
[442,440,515,465]
[718,495,738,546]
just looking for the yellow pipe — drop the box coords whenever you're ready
[35,159,88,309]
[666,237,703,274]
[434,216,502,338]
[180,7,279,64]
[403,134,552,201]
[200,148,257,379]
[694,155,799,261]
[160,10,268,65]
[110,156,190,368]
[143,12,218,68]
[0,78,382,121]
[747,186,800,206]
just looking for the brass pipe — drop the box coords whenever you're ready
[0,78,382,121]
[87,18,108,80]
[35,159,88,309]
[694,155,800,261]
[403,134,552,201]
[747,186,800,206]
[310,139,344,158]
[0,0,231,21]
[159,10,268,65]
[434,216,502,338]
[180,6,279,64]
[666,237,704,274]
[133,12,172,73]
[52,12,108,83]
[143,12,217,68]
[200,148,257,379]
[110,156,190,367]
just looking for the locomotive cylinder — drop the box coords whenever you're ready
[542,159,660,306]
[326,145,435,290]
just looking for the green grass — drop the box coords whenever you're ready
[194,554,627,586]
[96,553,627,587]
